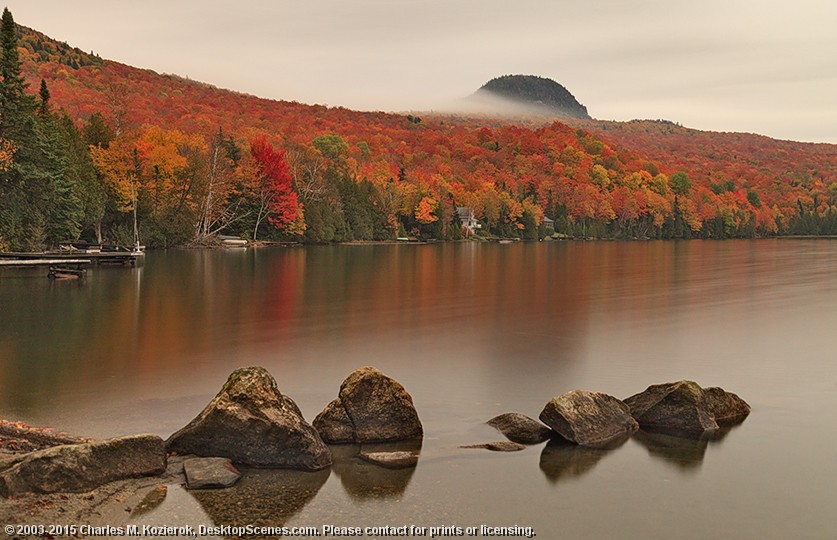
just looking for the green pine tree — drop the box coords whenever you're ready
[0,8,27,113]
[37,78,50,117]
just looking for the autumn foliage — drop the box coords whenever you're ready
[3,19,836,247]
[248,135,303,238]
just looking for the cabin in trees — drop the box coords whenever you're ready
[456,207,481,234]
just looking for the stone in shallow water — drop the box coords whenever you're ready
[624,380,719,436]
[184,457,241,489]
[358,451,419,469]
[487,413,553,444]
[460,441,527,452]
[703,387,751,425]
[314,366,423,443]
[166,366,331,471]
[539,390,639,447]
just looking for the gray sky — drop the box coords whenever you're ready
[5,0,837,143]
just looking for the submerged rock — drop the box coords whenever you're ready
[624,380,719,435]
[184,457,241,489]
[539,390,638,447]
[0,434,165,497]
[460,441,527,452]
[166,367,331,471]
[313,367,423,443]
[358,451,419,469]
[487,413,553,444]
[703,387,751,425]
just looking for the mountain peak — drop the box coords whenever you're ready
[472,74,590,119]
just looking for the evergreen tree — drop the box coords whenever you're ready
[0,8,27,115]
[37,79,50,118]
[59,114,104,241]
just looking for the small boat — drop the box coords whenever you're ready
[218,235,248,247]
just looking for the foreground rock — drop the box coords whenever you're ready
[166,367,331,470]
[703,387,751,425]
[184,457,241,489]
[624,380,719,435]
[539,390,639,447]
[358,450,419,469]
[314,367,423,443]
[487,413,553,444]
[460,441,527,452]
[0,434,165,497]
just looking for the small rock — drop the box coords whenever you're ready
[166,367,331,470]
[0,434,166,497]
[460,441,527,452]
[539,390,638,447]
[624,380,719,435]
[313,367,423,443]
[487,413,553,444]
[358,451,419,469]
[184,457,241,489]
[703,387,751,425]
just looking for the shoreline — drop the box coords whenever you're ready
[0,422,181,529]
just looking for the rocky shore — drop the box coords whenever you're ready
[1,367,750,529]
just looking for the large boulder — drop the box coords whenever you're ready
[539,390,638,447]
[624,380,719,435]
[313,367,423,443]
[703,387,751,425]
[0,434,165,497]
[487,413,553,444]
[166,367,331,470]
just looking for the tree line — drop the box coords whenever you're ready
[3,8,836,251]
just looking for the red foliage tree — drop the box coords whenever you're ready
[248,135,303,239]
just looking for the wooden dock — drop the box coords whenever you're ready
[0,250,142,266]
[0,258,91,279]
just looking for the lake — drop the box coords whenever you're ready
[1,240,835,538]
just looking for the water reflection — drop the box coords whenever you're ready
[329,440,422,499]
[539,436,628,483]
[632,424,741,472]
[188,468,328,530]
[131,486,168,518]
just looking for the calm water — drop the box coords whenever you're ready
[1,241,836,538]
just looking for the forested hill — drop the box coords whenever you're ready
[473,75,591,119]
[1,9,836,252]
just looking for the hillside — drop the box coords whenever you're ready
[2,11,837,251]
[471,75,591,119]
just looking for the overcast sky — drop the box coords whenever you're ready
[5,0,837,143]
